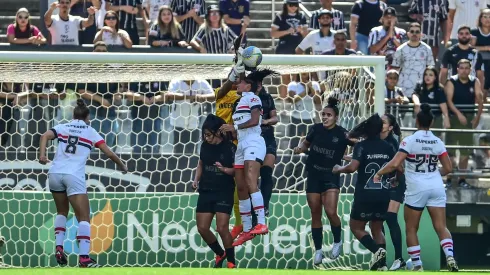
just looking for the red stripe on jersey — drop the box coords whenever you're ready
[439,152,448,159]
[407,154,415,158]
[58,134,68,139]
[79,137,93,145]
[94,140,105,148]
[237,105,250,110]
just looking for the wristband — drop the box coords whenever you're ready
[234,124,238,131]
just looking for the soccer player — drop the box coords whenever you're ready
[293,98,354,264]
[192,114,237,269]
[332,114,395,271]
[38,99,127,268]
[380,113,406,270]
[375,104,458,272]
[220,72,269,246]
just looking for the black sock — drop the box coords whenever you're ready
[225,247,235,264]
[379,243,386,250]
[311,227,323,250]
[260,166,274,211]
[386,212,403,259]
[331,225,342,243]
[359,234,380,254]
[208,241,224,257]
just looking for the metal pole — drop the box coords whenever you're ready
[271,0,275,48]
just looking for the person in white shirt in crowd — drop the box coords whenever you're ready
[45,0,96,45]
[167,79,215,155]
[94,10,132,47]
[392,22,435,99]
[296,9,335,55]
[447,0,486,46]
[287,73,322,149]
[368,7,406,69]
[141,0,170,43]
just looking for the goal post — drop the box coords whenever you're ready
[0,51,440,270]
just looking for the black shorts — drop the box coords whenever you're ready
[264,137,277,156]
[390,175,406,203]
[350,199,389,222]
[306,177,340,194]
[196,190,234,214]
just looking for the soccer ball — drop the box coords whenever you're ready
[241,46,263,69]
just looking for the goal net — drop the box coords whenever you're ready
[0,51,386,269]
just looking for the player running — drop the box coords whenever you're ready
[192,114,237,269]
[380,113,406,270]
[375,104,458,272]
[220,71,269,247]
[333,114,396,271]
[38,99,127,268]
[294,98,355,264]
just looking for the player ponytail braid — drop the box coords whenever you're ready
[325,97,339,116]
[417,103,434,128]
[384,113,402,141]
[349,113,383,139]
[73,99,90,120]
[245,68,280,93]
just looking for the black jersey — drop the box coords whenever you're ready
[258,88,276,140]
[198,141,236,192]
[384,133,399,152]
[352,137,395,202]
[305,124,354,182]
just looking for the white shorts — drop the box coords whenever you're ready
[404,188,446,210]
[48,173,87,197]
[234,137,266,168]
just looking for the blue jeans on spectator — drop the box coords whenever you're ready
[356,33,369,55]
[90,112,119,148]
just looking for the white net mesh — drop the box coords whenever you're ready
[0,53,381,269]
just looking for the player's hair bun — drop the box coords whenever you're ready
[327,97,339,108]
[76,99,86,108]
[420,103,432,114]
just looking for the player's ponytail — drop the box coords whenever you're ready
[201,114,231,142]
[73,99,90,120]
[384,113,402,140]
[325,97,339,116]
[349,113,383,139]
[417,103,434,129]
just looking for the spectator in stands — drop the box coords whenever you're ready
[447,0,486,46]
[45,0,96,45]
[171,0,206,42]
[220,0,250,46]
[167,79,214,155]
[309,0,344,32]
[93,40,108,51]
[321,31,357,55]
[392,22,435,98]
[190,5,237,54]
[409,0,449,60]
[440,25,484,88]
[78,82,120,147]
[384,70,408,107]
[412,66,450,130]
[287,73,322,148]
[142,0,170,44]
[148,5,188,48]
[368,7,406,69]
[96,0,108,30]
[70,0,99,44]
[471,9,490,99]
[106,0,143,45]
[94,11,133,48]
[0,83,29,148]
[7,8,46,45]
[349,0,387,55]
[296,9,335,55]
[445,59,484,188]
[123,81,168,153]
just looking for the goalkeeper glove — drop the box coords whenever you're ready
[228,60,245,82]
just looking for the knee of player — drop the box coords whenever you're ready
[197,223,211,234]
[216,223,229,235]
[325,207,338,218]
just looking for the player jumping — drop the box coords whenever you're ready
[192,114,237,268]
[375,104,458,272]
[294,98,355,264]
[38,99,127,268]
[333,114,396,271]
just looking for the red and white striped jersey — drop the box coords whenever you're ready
[399,130,448,195]
[232,91,262,141]
[49,120,105,180]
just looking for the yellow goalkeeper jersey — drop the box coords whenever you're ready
[214,88,240,125]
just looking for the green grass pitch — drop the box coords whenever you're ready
[0,268,486,275]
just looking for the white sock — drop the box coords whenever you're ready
[407,245,422,267]
[440,238,454,257]
[239,199,252,232]
[250,191,265,225]
[54,215,67,247]
[77,221,91,256]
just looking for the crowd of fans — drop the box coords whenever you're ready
[3,0,490,189]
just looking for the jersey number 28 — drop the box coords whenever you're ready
[413,154,438,173]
